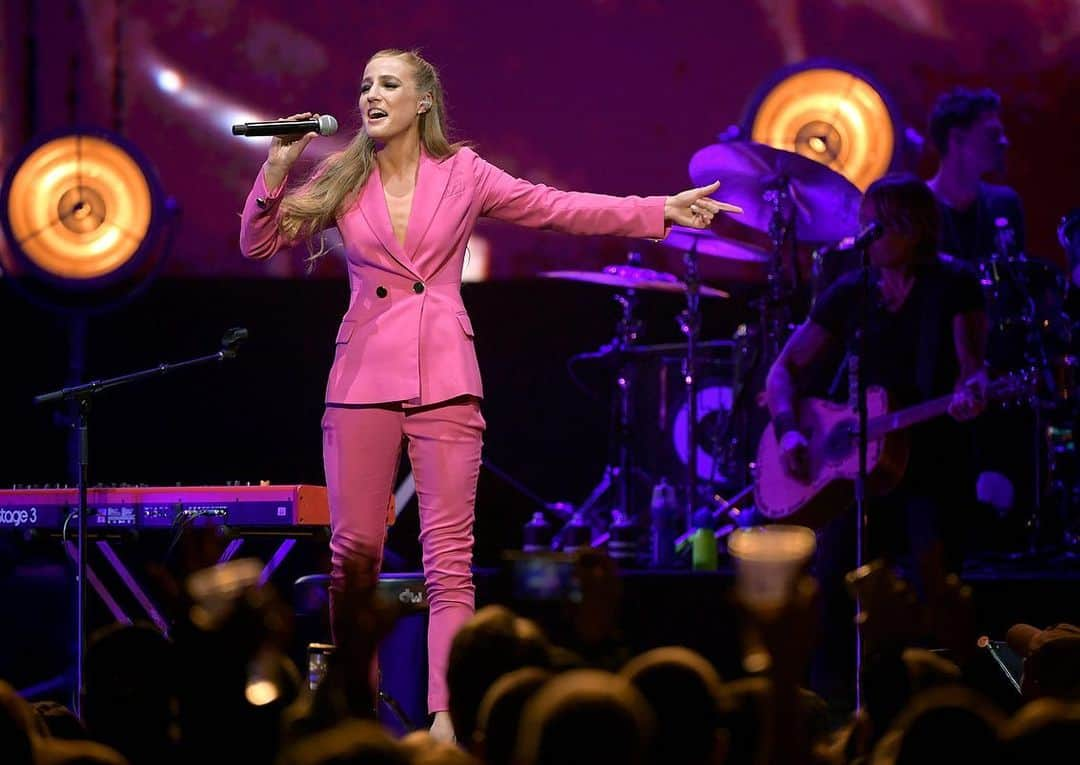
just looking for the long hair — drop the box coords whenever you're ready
[277,49,463,258]
[864,173,941,264]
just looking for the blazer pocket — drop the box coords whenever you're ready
[455,311,475,338]
[335,320,356,344]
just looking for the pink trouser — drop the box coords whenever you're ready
[322,396,485,713]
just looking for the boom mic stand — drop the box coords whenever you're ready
[33,327,248,716]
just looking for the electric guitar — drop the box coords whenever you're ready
[754,372,1031,528]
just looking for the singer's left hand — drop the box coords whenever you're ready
[664,181,742,229]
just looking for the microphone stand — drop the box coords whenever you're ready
[680,240,703,533]
[851,243,872,710]
[33,327,248,716]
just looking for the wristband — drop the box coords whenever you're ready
[780,430,809,452]
[774,411,798,437]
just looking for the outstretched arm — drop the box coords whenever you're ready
[472,151,734,238]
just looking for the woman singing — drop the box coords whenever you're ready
[239,48,725,740]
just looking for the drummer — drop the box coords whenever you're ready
[926,87,1026,264]
[926,86,1047,534]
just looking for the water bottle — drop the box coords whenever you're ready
[608,510,639,568]
[522,511,553,553]
[649,478,677,568]
[562,511,592,553]
[690,508,718,571]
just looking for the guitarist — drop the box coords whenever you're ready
[765,174,990,705]
[766,173,988,564]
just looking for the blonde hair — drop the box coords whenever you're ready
[277,48,463,259]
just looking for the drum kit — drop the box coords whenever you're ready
[540,140,1080,561]
[939,208,1080,559]
[540,139,865,555]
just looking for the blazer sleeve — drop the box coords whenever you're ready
[239,163,296,260]
[470,150,667,239]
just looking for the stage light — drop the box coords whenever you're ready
[142,50,268,151]
[0,129,168,308]
[744,61,899,190]
[155,68,182,93]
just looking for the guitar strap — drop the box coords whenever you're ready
[916,265,948,400]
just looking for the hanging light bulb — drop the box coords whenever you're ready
[0,129,169,310]
[745,62,899,191]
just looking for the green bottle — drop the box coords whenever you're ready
[690,509,717,571]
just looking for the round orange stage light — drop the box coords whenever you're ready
[746,63,898,191]
[2,131,163,287]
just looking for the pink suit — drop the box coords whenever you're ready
[240,146,665,711]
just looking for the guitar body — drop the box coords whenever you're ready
[754,387,910,528]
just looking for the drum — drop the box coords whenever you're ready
[979,256,1070,370]
[628,340,738,494]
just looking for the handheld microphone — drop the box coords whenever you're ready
[232,115,338,137]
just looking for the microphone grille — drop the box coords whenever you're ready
[317,114,339,136]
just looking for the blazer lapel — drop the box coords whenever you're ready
[403,150,452,264]
[357,162,421,279]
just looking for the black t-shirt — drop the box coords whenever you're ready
[810,259,984,406]
[938,182,1026,263]
[809,260,984,490]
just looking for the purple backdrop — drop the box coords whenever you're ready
[2,0,1078,278]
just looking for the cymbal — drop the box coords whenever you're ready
[661,225,769,263]
[541,265,729,298]
[688,141,861,242]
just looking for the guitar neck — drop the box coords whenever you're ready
[867,394,953,438]
[865,376,1019,438]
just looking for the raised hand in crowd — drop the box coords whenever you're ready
[735,573,820,765]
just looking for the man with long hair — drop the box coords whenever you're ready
[765,173,988,705]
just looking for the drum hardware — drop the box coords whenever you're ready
[672,482,757,550]
[658,223,766,530]
[679,234,706,531]
[682,142,863,512]
[1059,208,1080,291]
[969,212,1080,559]
[543,253,700,548]
[572,283,644,544]
[539,264,729,298]
[687,140,862,244]
[545,241,746,557]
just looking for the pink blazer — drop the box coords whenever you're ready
[240,147,666,405]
